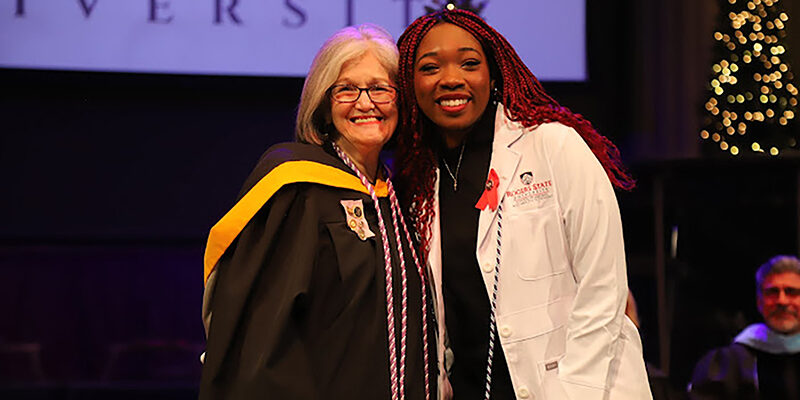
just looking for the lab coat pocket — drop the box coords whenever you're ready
[498,299,569,400]
[505,205,569,281]
[539,355,570,399]
[497,296,571,344]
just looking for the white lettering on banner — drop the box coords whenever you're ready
[1,0,585,80]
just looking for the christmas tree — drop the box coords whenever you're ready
[700,0,798,156]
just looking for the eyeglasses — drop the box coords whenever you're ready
[763,286,800,299]
[329,84,397,104]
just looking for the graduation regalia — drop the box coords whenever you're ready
[689,323,800,400]
[199,142,435,399]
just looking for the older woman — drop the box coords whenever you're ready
[200,24,434,399]
[395,10,651,400]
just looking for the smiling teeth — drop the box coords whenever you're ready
[440,99,468,107]
[353,117,379,123]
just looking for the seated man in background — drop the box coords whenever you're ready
[688,255,800,400]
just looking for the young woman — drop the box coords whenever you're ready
[200,24,434,399]
[395,10,652,400]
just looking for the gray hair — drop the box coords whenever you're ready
[755,255,800,296]
[295,24,398,145]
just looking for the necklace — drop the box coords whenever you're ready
[441,141,465,191]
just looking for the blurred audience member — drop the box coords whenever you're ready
[688,255,800,400]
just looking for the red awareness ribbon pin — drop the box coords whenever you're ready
[475,168,499,211]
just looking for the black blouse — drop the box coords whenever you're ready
[437,105,515,399]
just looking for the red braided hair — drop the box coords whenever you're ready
[395,9,635,261]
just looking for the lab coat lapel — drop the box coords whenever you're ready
[429,168,449,385]
[429,168,443,308]
[477,104,524,249]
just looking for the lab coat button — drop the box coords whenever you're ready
[500,325,512,338]
[517,386,530,398]
[482,263,493,273]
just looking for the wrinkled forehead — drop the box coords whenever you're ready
[762,271,800,289]
[339,49,396,83]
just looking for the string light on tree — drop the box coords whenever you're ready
[700,0,798,156]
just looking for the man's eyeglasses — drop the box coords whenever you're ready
[329,84,397,104]
[763,286,800,299]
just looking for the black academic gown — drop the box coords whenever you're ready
[689,333,800,400]
[200,142,436,399]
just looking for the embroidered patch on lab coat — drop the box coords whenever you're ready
[506,179,554,209]
[340,199,375,241]
[519,171,533,185]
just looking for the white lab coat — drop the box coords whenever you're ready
[429,104,652,399]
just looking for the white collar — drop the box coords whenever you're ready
[492,103,526,149]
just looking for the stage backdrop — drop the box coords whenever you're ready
[0,0,585,81]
